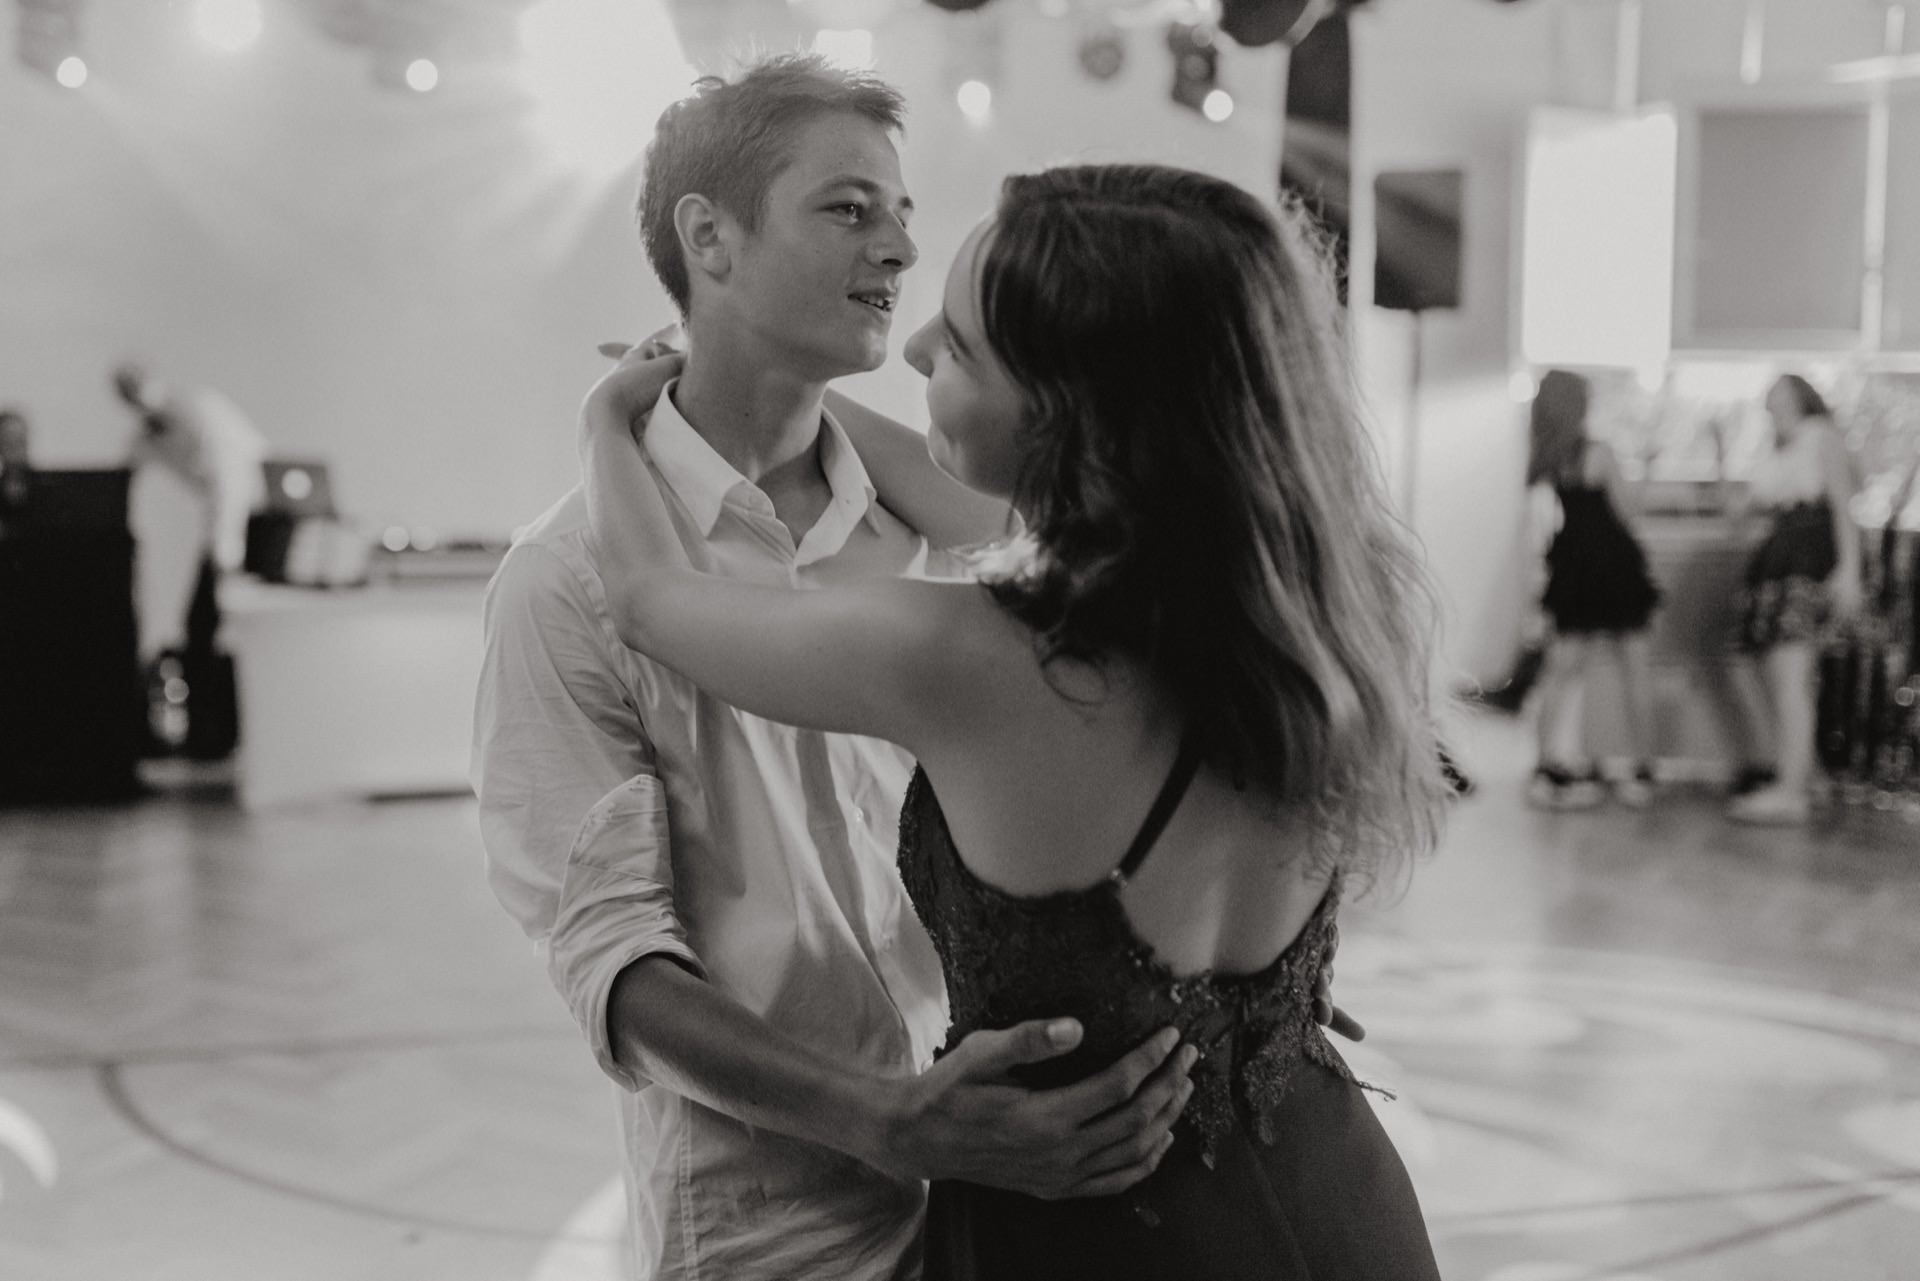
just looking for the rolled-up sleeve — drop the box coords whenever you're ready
[548,774,706,1092]
[472,538,655,943]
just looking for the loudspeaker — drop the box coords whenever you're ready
[1373,169,1463,313]
[0,470,144,802]
[1221,0,1318,46]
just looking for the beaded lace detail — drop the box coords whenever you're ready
[896,767,1368,1170]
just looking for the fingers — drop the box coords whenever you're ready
[1060,1131,1177,1200]
[597,341,684,362]
[1071,1040,1195,1157]
[1327,1005,1366,1042]
[1047,1026,1180,1122]
[1076,1063,1191,1179]
[947,1018,1084,1080]
[641,321,686,353]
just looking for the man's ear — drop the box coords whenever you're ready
[673,193,732,291]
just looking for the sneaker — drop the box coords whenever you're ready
[1728,784,1810,826]
[1528,765,1605,811]
[1613,764,1656,809]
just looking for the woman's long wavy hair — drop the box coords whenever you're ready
[974,164,1447,886]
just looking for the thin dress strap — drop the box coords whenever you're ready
[1112,734,1206,884]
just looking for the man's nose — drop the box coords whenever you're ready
[871,216,918,271]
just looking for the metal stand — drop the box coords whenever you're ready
[1401,307,1425,518]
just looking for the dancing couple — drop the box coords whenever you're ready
[475,54,1445,1280]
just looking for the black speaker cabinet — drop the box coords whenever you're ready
[0,469,145,802]
[1373,168,1464,314]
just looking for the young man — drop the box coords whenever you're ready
[472,57,1189,1280]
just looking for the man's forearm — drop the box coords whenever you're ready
[608,956,908,1172]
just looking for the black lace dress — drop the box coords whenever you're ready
[897,741,1441,1280]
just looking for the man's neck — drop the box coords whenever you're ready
[670,335,839,545]
[671,345,829,486]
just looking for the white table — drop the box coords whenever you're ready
[220,578,485,809]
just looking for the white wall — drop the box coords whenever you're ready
[7,0,1883,676]
[2,4,679,649]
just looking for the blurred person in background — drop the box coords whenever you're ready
[1523,370,1662,809]
[1723,373,1862,825]
[113,362,266,659]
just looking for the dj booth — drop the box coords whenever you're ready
[0,469,145,803]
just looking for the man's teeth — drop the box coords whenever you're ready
[853,294,894,312]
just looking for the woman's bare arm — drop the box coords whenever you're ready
[824,390,1017,549]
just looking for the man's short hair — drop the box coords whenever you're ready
[637,53,907,315]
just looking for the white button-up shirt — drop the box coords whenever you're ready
[472,384,949,1281]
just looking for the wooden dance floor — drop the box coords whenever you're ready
[3,714,1918,1280]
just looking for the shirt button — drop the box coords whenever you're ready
[852,806,866,824]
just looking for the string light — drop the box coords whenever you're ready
[957,78,992,120]
[1202,88,1234,121]
[812,28,876,68]
[54,54,86,87]
[405,58,439,92]
[191,0,263,54]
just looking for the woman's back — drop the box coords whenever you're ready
[908,583,1332,979]
[900,589,1440,1280]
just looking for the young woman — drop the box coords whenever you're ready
[1525,369,1662,809]
[1724,374,1862,825]
[580,164,1446,1279]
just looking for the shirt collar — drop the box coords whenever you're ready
[643,380,882,541]
[816,402,885,539]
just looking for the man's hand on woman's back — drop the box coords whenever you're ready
[868,1020,1196,1200]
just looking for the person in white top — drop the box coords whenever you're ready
[471,56,1191,1281]
[115,361,268,697]
[115,362,267,576]
[1723,373,1863,825]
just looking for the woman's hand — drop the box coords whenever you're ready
[588,344,685,417]
[579,346,685,469]
[600,321,686,363]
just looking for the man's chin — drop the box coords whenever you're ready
[845,333,892,372]
[778,328,891,382]
[817,345,890,380]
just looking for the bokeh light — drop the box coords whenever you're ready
[191,0,264,54]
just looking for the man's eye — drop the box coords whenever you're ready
[830,204,865,223]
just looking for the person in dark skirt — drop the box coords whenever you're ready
[1723,374,1863,825]
[1525,370,1662,808]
